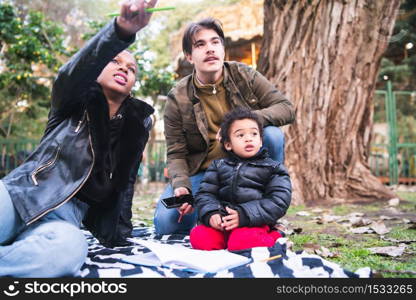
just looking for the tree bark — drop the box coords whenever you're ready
[259,0,401,205]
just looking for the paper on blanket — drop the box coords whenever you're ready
[122,239,251,273]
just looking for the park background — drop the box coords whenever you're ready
[0,0,415,277]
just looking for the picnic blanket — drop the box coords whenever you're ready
[79,225,372,278]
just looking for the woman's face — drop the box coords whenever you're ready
[97,50,137,97]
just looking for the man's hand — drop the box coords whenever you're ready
[174,187,194,216]
[116,0,158,37]
[215,128,222,142]
[221,207,239,231]
[209,214,223,231]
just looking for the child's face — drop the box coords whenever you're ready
[224,118,262,158]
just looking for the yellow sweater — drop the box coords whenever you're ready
[194,75,231,170]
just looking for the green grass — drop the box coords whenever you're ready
[397,191,416,203]
[286,204,307,216]
[332,205,356,215]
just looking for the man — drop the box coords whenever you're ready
[154,18,295,235]
[0,0,157,277]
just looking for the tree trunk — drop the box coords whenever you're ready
[258,0,401,205]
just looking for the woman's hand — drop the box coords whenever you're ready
[116,0,158,36]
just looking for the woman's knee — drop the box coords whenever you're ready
[25,221,87,277]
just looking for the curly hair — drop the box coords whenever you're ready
[220,107,263,152]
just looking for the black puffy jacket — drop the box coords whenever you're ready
[195,149,292,227]
[1,20,154,247]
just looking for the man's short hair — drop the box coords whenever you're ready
[182,17,225,56]
[220,107,263,151]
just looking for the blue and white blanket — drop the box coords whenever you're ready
[79,226,371,278]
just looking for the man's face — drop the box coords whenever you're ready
[224,118,262,159]
[97,50,137,97]
[185,28,225,80]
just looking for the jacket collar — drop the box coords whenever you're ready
[187,62,237,104]
[225,147,270,163]
[89,82,154,120]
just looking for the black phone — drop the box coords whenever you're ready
[161,194,194,209]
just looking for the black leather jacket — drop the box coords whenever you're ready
[2,20,154,247]
[195,149,292,227]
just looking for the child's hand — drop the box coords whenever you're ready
[221,207,239,231]
[209,214,223,231]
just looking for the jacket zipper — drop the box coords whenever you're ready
[27,112,96,225]
[231,162,243,203]
[31,146,61,186]
[75,110,87,133]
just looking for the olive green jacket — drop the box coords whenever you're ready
[164,61,295,191]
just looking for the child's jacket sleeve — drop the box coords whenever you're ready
[194,161,224,227]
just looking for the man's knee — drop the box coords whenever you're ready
[263,126,284,146]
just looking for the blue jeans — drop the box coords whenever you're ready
[0,180,89,277]
[153,126,285,235]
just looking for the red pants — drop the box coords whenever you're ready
[190,224,282,251]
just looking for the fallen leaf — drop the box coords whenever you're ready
[368,244,406,257]
[388,198,400,206]
[277,219,290,226]
[370,221,390,235]
[315,214,341,224]
[380,235,416,244]
[315,246,338,258]
[379,215,396,220]
[350,216,373,227]
[347,212,365,218]
[296,211,310,217]
[408,223,416,230]
[285,228,294,235]
[385,207,401,214]
[350,226,373,234]
[303,243,320,254]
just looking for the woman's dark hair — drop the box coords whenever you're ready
[220,107,263,151]
[182,17,225,56]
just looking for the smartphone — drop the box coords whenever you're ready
[161,194,194,209]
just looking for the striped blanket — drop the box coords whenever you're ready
[79,226,371,278]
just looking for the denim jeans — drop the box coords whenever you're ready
[153,126,285,235]
[0,180,89,277]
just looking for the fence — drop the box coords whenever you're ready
[0,138,38,177]
[0,138,168,182]
[370,82,416,185]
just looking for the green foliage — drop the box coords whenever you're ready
[378,0,416,89]
[0,3,69,138]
